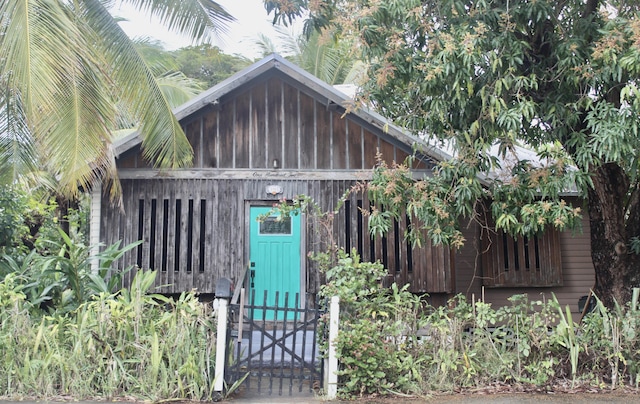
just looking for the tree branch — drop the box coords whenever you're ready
[626,182,640,239]
[582,0,600,19]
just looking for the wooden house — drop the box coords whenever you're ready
[92,54,594,313]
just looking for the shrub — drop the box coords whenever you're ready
[320,249,425,397]
[0,270,217,400]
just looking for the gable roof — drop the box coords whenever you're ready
[113,53,451,163]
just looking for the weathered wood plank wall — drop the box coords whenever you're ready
[118,75,432,171]
[101,177,454,295]
[105,73,450,296]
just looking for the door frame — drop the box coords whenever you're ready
[244,200,307,309]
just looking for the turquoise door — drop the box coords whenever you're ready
[249,206,301,319]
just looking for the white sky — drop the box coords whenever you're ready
[110,0,299,59]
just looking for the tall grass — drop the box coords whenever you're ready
[331,285,640,397]
[0,270,218,401]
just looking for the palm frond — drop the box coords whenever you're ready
[82,0,193,168]
[156,72,203,107]
[36,49,116,196]
[0,0,235,197]
[255,33,279,57]
[125,0,234,42]
[0,85,37,184]
[0,0,111,194]
[273,25,303,59]
[133,37,180,76]
[343,60,368,86]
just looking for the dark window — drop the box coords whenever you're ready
[259,216,292,235]
[199,200,206,273]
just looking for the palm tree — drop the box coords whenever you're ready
[0,0,233,197]
[255,25,366,86]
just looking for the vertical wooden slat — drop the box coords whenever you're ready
[386,213,397,286]
[539,233,548,285]
[526,235,536,284]
[394,218,404,287]
[373,209,384,273]
[218,101,234,168]
[158,182,168,288]
[192,185,202,287]
[347,120,362,170]
[178,183,189,289]
[329,110,334,170]
[299,92,315,169]
[123,180,137,288]
[316,102,331,169]
[202,112,217,167]
[284,83,299,169]
[403,214,414,288]
[218,180,230,287]
[206,179,219,292]
[481,230,492,285]
[150,183,160,273]
[349,190,359,257]
[363,128,378,168]
[379,139,395,165]
[413,226,424,291]
[516,235,527,285]
[184,120,201,167]
[231,180,242,289]
[142,196,152,271]
[251,84,267,169]
[396,148,409,166]
[494,231,504,285]
[332,111,346,169]
[333,181,346,251]
[165,180,176,293]
[423,243,438,289]
[297,89,302,169]
[267,78,282,170]
[482,226,562,287]
[357,197,371,262]
[233,91,251,168]
[344,116,350,170]
[306,180,317,293]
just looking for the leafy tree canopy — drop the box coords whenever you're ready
[265,0,640,307]
[171,44,251,88]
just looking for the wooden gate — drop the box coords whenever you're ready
[226,290,324,396]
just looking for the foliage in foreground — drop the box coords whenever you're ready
[322,250,640,398]
[0,270,217,401]
[265,0,640,310]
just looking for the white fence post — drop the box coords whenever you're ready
[213,278,232,395]
[326,295,340,399]
[214,297,228,393]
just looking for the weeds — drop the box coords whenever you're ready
[320,255,640,399]
[0,270,218,401]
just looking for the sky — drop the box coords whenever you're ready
[110,0,299,59]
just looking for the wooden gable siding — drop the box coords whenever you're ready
[117,75,426,171]
[101,177,454,295]
[455,199,595,316]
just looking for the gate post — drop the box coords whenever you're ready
[214,278,232,394]
[326,296,340,399]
